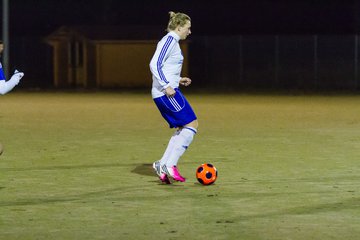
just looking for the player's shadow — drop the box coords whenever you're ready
[131,163,154,176]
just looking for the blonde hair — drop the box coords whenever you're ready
[167,11,191,32]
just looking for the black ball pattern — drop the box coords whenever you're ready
[197,178,204,184]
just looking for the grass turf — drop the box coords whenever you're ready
[0,92,359,239]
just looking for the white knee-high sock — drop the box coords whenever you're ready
[159,129,181,166]
[166,127,197,167]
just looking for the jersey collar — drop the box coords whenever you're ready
[169,31,181,42]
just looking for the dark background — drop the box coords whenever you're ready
[2,0,360,90]
[8,0,359,36]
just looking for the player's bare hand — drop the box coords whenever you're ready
[180,77,192,87]
[165,86,176,97]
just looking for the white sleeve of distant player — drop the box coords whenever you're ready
[0,80,16,95]
[149,37,176,89]
[0,74,22,95]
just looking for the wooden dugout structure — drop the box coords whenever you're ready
[45,26,189,88]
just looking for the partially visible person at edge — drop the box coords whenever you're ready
[0,41,25,155]
[149,11,198,184]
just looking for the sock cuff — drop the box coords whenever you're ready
[173,129,181,136]
[183,127,197,134]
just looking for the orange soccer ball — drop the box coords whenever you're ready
[196,163,218,185]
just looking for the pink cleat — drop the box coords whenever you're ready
[153,161,171,184]
[162,165,186,182]
[159,173,171,184]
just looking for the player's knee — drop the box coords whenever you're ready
[186,119,198,129]
[194,120,199,129]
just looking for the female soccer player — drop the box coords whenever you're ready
[150,12,198,184]
[0,42,24,155]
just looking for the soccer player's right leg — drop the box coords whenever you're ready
[159,129,180,166]
[152,160,171,184]
[152,129,181,184]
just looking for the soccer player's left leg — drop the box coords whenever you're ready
[166,126,197,167]
[161,126,197,182]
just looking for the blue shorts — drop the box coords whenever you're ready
[0,64,6,80]
[153,89,197,128]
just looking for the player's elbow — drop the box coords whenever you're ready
[149,61,157,72]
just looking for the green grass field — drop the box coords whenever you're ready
[1,92,359,239]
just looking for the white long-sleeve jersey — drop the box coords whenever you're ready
[0,63,24,95]
[150,31,183,98]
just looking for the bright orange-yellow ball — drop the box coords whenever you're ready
[196,163,218,185]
